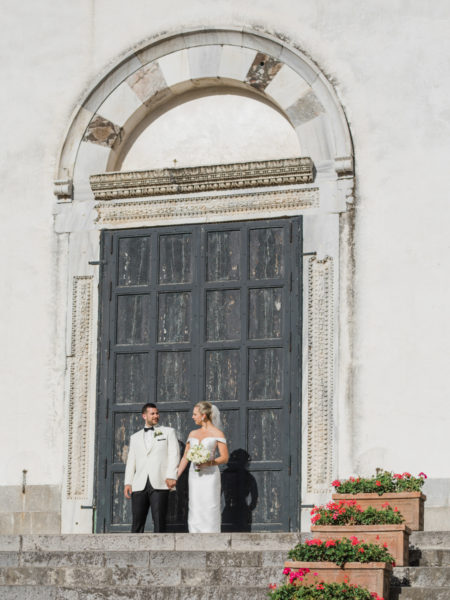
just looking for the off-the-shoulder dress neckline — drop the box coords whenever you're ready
[187,436,226,442]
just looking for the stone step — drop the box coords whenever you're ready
[409,548,450,566]
[390,588,450,600]
[0,586,271,600]
[410,531,450,548]
[0,565,283,588]
[0,549,287,568]
[392,566,450,587]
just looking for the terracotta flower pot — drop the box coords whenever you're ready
[311,524,411,566]
[284,560,392,599]
[332,492,426,531]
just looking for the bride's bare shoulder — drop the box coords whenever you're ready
[211,426,226,439]
[187,430,200,439]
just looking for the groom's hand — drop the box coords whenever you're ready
[124,485,132,499]
[165,478,176,489]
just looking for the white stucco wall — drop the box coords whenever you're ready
[0,0,449,505]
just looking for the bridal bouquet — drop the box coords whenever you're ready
[187,443,211,472]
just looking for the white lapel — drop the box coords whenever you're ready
[145,426,160,454]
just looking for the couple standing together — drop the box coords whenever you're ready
[124,401,228,533]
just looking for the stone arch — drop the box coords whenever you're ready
[55,27,353,199]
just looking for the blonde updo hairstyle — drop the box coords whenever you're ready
[195,401,213,423]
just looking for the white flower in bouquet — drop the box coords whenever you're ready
[187,443,211,472]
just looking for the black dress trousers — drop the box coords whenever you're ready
[131,477,169,533]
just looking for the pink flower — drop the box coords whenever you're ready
[403,472,411,478]
[332,479,341,487]
[282,567,291,575]
[381,502,389,508]
[419,472,428,479]
[316,584,324,590]
[325,539,336,547]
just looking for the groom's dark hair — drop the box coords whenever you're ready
[141,402,157,414]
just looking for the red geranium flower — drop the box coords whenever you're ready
[419,472,427,479]
[375,481,381,487]
[332,479,341,487]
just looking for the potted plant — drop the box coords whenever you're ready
[332,471,427,530]
[268,579,385,599]
[284,537,394,599]
[310,499,411,566]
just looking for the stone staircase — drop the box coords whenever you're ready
[0,531,449,599]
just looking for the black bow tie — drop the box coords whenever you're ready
[144,426,154,432]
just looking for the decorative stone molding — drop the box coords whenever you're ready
[90,157,314,201]
[306,256,334,494]
[95,187,319,225]
[335,156,354,177]
[53,179,73,202]
[67,276,93,500]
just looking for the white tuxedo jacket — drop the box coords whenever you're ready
[124,426,180,491]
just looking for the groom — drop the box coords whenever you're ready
[124,403,180,533]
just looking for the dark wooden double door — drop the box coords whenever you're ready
[95,218,302,532]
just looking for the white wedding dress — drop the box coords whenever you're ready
[187,436,227,533]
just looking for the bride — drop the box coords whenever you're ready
[177,401,229,532]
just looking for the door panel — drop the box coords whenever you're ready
[96,218,302,532]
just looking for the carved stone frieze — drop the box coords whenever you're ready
[89,157,314,200]
[95,187,318,225]
[306,256,334,495]
[67,276,93,500]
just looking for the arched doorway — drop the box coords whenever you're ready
[55,27,354,533]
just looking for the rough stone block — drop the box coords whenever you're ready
[260,550,288,567]
[21,551,105,567]
[216,566,281,587]
[0,553,19,567]
[0,585,57,599]
[0,515,14,535]
[30,512,61,534]
[0,537,20,552]
[181,567,219,586]
[392,566,450,587]
[230,532,301,551]
[0,487,23,513]
[0,566,63,586]
[24,486,60,513]
[206,551,260,568]
[175,533,231,551]
[103,551,150,568]
[410,531,450,548]
[149,550,206,569]
[22,533,175,552]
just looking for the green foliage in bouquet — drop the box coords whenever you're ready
[332,471,427,496]
[287,537,395,568]
[268,580,385,599]
[311,499,404,526]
